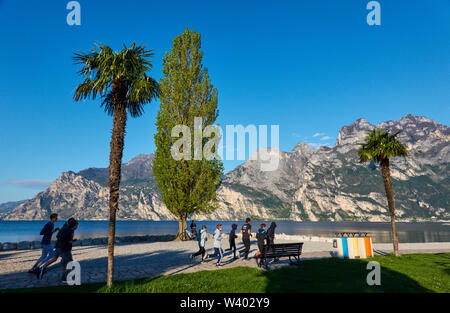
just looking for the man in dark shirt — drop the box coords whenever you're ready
[239,218,252,260]
[59,219,78,283]
[266,222,277,245]
[28,213,59,273]
[190,220,197,238]
[38,218,78,282]
[225,224,238,259]
[37,218,74,278]
[255,224,267,267]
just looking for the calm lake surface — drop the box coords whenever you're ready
[0,221,449,244]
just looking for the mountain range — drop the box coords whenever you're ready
[3,114,449,222]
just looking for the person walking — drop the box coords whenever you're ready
[255,224,268,268]
[266,221,278,262]
[266,222,277,245]
[28,213,59,273]
[225,224,238,259]
[190,225,208,262]
[190,220,197,238]
[239,218,252,260]
[208,224,224,266]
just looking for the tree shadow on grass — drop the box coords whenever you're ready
[431,253,450,272]
[0,248,198,292]
[263,257,433,293]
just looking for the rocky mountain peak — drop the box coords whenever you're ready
[292,142,315,154]
[335,118,374,150]
[126,154,155,165]
[3,114,448,222]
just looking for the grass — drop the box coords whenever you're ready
[3,253,449,293]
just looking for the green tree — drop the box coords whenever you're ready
[357,129,408,256]
[153,29,223,240]
[73,43,159,287]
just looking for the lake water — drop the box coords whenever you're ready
[0,220,449,244]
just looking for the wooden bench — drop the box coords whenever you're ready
[260,242,304,269]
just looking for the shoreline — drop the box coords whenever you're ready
[0,234,176,251]
[0,239,449,290]
[2,232,450,251]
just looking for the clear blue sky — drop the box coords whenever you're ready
[0,0,448,203]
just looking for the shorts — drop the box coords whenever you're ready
[60,250,73,268]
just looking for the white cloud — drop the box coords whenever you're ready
[312,132,324,138]
[320,136,331,141]
[1,179,52,190]
[307,142,333,149]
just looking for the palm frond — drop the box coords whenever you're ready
[73,42,160,116]
[357,128,408,163]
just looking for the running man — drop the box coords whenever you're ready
[28,213,59,273]
[225,223,238,259]
[255,223,268,268]
[37,218,77,281]
[239,218,252,260]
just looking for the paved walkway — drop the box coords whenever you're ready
[0,240,448,290]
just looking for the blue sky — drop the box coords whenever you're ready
[0,0,449,203]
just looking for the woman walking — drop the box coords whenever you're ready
[208,224,224,266]
[190,225,208,262]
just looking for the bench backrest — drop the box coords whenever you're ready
[264,242,303,257]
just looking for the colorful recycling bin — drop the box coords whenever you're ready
[333,233,373,259]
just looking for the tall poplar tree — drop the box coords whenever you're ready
[153,29,223,240]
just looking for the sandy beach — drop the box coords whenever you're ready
[0,239,449,290]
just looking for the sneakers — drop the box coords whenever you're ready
[216,263,222,267]
[37,267,46,279]
[61,272,68,284]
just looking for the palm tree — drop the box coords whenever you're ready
[357,129,408,256]
[73,43,159,287]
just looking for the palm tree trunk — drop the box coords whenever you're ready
[107,84,128,288]
[380,158,400,256]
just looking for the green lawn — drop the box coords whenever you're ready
[4,253,449,293]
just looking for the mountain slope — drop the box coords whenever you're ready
[4,115,449,221]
